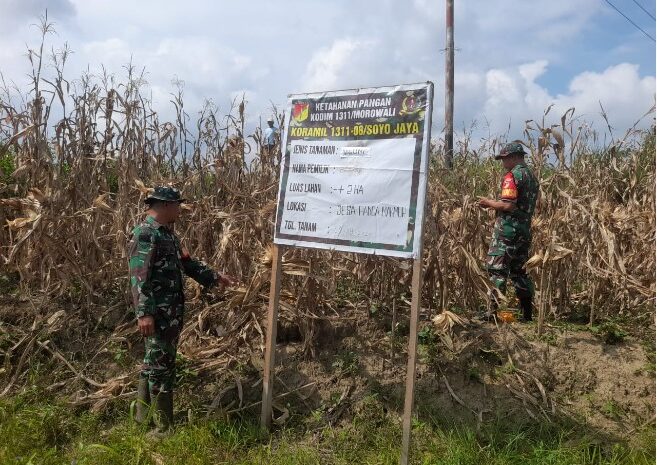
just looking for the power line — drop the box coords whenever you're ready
[603,0,656,42]
[631,0,656,21]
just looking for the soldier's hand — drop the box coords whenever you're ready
[137,315,155,337]
[477,197,492,209]
[217,272,237,289]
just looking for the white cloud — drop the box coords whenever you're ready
[83,38,132,68]
[460,61,655,138]
[485,69,523,110]
[73,36,267,120]
[461,0,603,49]
[555,63,655,126]
[519,60,548,83]
[302,38,378,92]
[0,0,653,141]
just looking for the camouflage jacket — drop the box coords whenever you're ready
[127,215,217,319]
[494,162,539,238]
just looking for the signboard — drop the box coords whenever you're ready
[274,82,434,258]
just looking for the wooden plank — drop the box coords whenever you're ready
[399,80,432,464]
[400,254,424,465]
[260,244,283,430]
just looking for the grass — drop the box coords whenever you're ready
[0,146,16,187]
[530,317,632,347]
[640,338,656,376]
[1,389,654,465]
[589,322,628,345]
[600,399,626,421]
[331,351,360,377]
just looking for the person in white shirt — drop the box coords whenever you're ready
[263,118,278,161]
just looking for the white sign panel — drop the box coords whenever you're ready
[274,82,434,258]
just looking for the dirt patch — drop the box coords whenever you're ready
[546,328,655,434]
[1,295,654,440]
[246,315,655,439]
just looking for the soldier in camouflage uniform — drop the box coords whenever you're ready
[477,142,539,322]
[127,186,235,436]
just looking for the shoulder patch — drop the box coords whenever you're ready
[500,172,518,200]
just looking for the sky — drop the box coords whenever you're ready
[0,0,655,143]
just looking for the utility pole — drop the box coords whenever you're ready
[445,0,454,169]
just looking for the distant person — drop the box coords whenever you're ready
[127,186,235,437]
[477,142,539,322]
[263,117,278,159]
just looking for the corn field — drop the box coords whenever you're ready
[0,23,654,406]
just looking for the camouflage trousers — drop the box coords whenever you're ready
[486,222,534,307]
[140,307,184,394]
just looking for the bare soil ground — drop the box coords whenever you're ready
[1,292,654,443]
[262,313,655,440]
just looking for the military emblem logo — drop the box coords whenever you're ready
[292,102,309,123]
[400,91,423,116]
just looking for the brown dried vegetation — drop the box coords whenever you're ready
[0,21,654,421]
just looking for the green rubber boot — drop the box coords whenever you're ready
[134,377,151,425]
[519,295,533,322]
[148,390,174,439]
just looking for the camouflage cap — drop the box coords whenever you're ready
[145,186,186,203]
[495,142,527,160]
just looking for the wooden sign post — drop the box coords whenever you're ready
[261,83,434,464]
[260,244,283,429]
[400,255,425,465]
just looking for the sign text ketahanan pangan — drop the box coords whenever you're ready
[274,82,434,258]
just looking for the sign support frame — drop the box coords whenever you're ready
[260,82,434,464]
[400,249,426,464]
[260,244,283,429]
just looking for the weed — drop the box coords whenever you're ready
[466,364,483,383]
[494,361,517,378]
[640,338,656,375]
[175,353,198,386]
[331,351,359,376]
[418,326,436,345]
[591,321,627,345]
[108,341,130,367]
[0,272,19,295]
[601,398,625,421]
